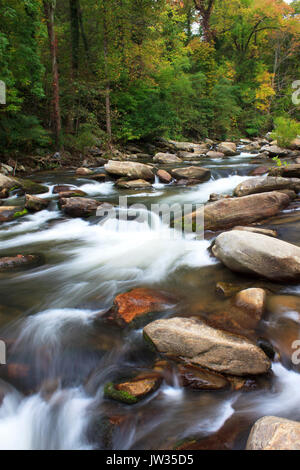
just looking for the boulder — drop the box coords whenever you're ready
[59,197,108,218]
[246,416,300,450]
[0,206,28,223]
[234,288,266,320]
[203,191,289,231]
[269,164,300,178]
[14,178,48,195]
[206,151,225,159]
[289,138,300,150]
[0,254,42,272]
[0,174,17,192]
[153,153,182,164]
[217,142,237,156]
[25,194,49,212]
[76,167,94,176]
[234,176,300,197]
[53,185,77,194]
[105,160,154,181]
[157,169,172,183]
[232,226,277,238]
[178,151,204,160]
[116,179,152,189]
[171,166,211,182]
[56,190,87,198]
[104,374,162,404]
[107,287,175,326]
[212,230,300,282]
[143,317,270,376]
[167,140,209,152]
[260,145,291,157]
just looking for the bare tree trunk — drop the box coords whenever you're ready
[102,0,112,147]
[194,0,215,43]
[43,0,62,150]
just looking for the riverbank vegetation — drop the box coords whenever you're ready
[0,0,299,157]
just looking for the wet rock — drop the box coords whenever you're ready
[0,174,18,192]
[104,373,162,404]
[14,178,48,195]
[234,288,266,319]
[243,142,261,153]
[217,142,237,156]
[0,206,28,223]
[250,166,269,176]
[260,145,291,158]
[171,166,211,182]
[157,169,172,184]
[178,151,204,160]
[143,317,270,376]
[232,226,277,237]
[53,185,77,194]
[25,194,49,212]
[76,167,94,176]
[88,173,106,182]
[0,188,9,199]
[216,282,245,298]
[153,153,182,164]
[167,140,208,153]
[269,164,300,178]
[57,190,87,198]
[175,178,205,186]
[206,151,225,159]
[203,191,290,231]
[116,179,152,189]
[234,176,300,197]
[105,160,154,181]
[59,197,110,218]
[178,364,229,390]
[107,288,175,326]
[213,230,300,282]
[0,254,42,271]
[246,416,300,450]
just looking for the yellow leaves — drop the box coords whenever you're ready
[255,70,275,112]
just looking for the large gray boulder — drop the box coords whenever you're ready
[234,176,300,197]
[104,160,154,181]
[213,230,300,282]
[217,142,237,156]
[143,317,270,376]
[246,416,300,450]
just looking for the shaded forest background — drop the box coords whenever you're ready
[0,0,299,156]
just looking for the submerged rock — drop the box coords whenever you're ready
[76,167,94,176]
[104,374,162,404]
[213,230,300,282]
[234,176,300,197]
[234,288,266,319]
[246,416,300,450]
[56,190,87,198]
[0,254,42,272]
[105,160,154,181]
[143,317,270,376]
[178,364,229,390]
[107,287,175,326]
[25,194,49,212]
[232,226,277,237]
[0,206,28,223]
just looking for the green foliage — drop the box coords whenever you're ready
[271,117,300,148]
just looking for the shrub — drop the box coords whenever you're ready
[271,117,300,148]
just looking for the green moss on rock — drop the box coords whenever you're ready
[104,382,138,405]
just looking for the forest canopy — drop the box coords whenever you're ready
[0,0,299,154]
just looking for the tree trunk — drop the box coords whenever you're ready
[194,0,215,43]
[102,0,112,147]
[43,0,62,150]
[70,0,80,75]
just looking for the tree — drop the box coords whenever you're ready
[43,0,62,150]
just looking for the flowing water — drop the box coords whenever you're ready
[0,151,300,450]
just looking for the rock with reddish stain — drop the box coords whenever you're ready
[108,288,175,326]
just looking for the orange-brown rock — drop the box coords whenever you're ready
[246,416,300,450]
[108,287,175,325]
[178,364,229,390]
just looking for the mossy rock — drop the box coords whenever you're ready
[15,178,48,195]
[13,208,28,219]
[104,382,138,405]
